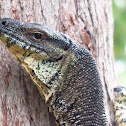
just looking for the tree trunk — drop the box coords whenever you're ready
[0,0,115,125]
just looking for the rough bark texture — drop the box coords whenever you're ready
[0,0,115,126]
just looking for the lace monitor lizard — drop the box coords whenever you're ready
[0,18,107,126]
[114,86,126,126]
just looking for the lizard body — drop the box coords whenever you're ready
[0,18,107,125]
[114,86,126,126]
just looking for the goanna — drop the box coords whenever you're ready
[0,18,107,126]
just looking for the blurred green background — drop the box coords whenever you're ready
[113,0,126,86]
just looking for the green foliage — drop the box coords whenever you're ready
[113,2,126,60]
[113,1,126,86]
[118,71,126,86]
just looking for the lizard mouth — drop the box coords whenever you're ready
[0,32,50,58]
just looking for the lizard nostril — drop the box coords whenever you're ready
[2,20,7,26]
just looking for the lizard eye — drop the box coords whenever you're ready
[34,33,42,40]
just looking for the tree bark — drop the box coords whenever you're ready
[0,0,115,125]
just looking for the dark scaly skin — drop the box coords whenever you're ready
[0,18,107,125]
[114,86,126,126]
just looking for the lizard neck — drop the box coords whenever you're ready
[50,46,106,125]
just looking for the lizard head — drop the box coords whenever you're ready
[0,18,72,103]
